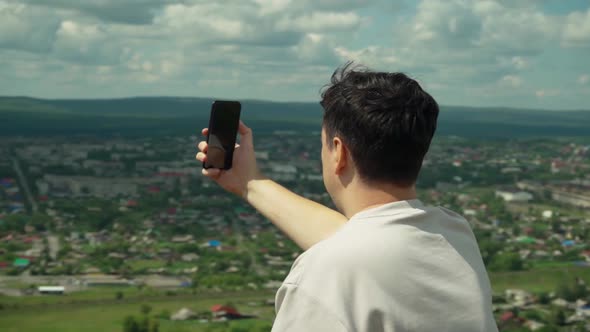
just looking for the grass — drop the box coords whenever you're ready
[128,259,166,271]
[0,286,150,307]
[0,290,275,332]
[489,264,590,294]
[2,264,589,331]
[1,280,28,289]
[0,287,275,308]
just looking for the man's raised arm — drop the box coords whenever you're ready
[196,122,347,250]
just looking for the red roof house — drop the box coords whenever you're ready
[211,304,240,318]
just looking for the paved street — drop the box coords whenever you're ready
[47,235,60,260]
[11,157,37,213]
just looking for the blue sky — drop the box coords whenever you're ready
[0,0,589,110]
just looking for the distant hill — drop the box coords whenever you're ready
[0,96,589,137]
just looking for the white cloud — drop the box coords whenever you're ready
[512,56,528,69]
[254,0,291,16]
[535,89,560,98]
[153,2,303,47]
[160,59,180,76]
[52,20,125,65]
[0,0,588,109]
[11,0,174,24]
[96,66,111,74]
[157,3,250,40]
[407,0,481,46]
[478,3,559,53]
[498,56,528,70]
[293,33,338,64]
[500,75,523,88]
[334,46,398,68]
[341,0,563,91]
[254,0,384,14]
[276,11,362,32]
[0,2,60,52]
[563,9,590,46]
[399,0,560,54]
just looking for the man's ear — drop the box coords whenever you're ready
[332,137,348,175]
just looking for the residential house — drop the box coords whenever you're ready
[172,235,194,243]
[495,188,533,203]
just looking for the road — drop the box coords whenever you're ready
[11,157,38,213]
[0,274,188,296]
[47,235,60,260]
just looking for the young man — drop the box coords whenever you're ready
[196,64,498,331]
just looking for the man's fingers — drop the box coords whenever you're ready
[197,141,208,152]
[202,168,221,179]
[238,121,250,135]
[237,121,253,147]
[196,152,206,162]
[202,128,208,136]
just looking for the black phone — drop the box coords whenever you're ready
[203,100,241,170]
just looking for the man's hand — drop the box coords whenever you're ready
[196,121,262,197]
[196,121,346,250]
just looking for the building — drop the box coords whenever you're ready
[38,286,65,295]
[171,307,197,321]
[269,163,298,182]
[577,305,590,318]
[158,166,199,176]
[181,253,200,262]
[13,258,30,268]
[83,276,132,287]
[516,180,543,192]
[505,289,534,307]
[211,304,254,320]
[172,235,194,243]
[495,188,533,202]
[36,175,138,198]
[550,187,590,209]
[255,151,269,160]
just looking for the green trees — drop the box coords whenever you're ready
[140,304,152,316]
[489,252,524,272]
[535,326,558,332]
[123,316,139,332]
[29,213,52,231]
[537,292,550,305]
[122,305,159,332]
[550,308,566,326]
[477,235,502,266]
[148,320,159,332]
[191,273,199,290]
[556,278,588,302]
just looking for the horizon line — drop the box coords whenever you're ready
[1,95,589,113]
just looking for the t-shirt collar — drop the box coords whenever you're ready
[348,199,425,222]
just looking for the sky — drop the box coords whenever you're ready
[0,0,589,110]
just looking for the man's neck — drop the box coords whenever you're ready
[340,181,417,219]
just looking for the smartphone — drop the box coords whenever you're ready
[203,100,241,170]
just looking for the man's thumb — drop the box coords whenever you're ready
[238,121,253,146]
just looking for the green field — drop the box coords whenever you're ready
[1,264,589,331]
[490,265,590,293]
[0,290,276,332]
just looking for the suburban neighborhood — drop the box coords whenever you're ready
[1,133,589,331]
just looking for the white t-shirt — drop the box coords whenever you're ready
[272,200,498,332]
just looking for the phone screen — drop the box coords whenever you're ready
[203,101,241,170]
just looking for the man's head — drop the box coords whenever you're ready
[320,63,439,211]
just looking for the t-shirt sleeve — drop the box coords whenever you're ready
[272,283,349,332]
